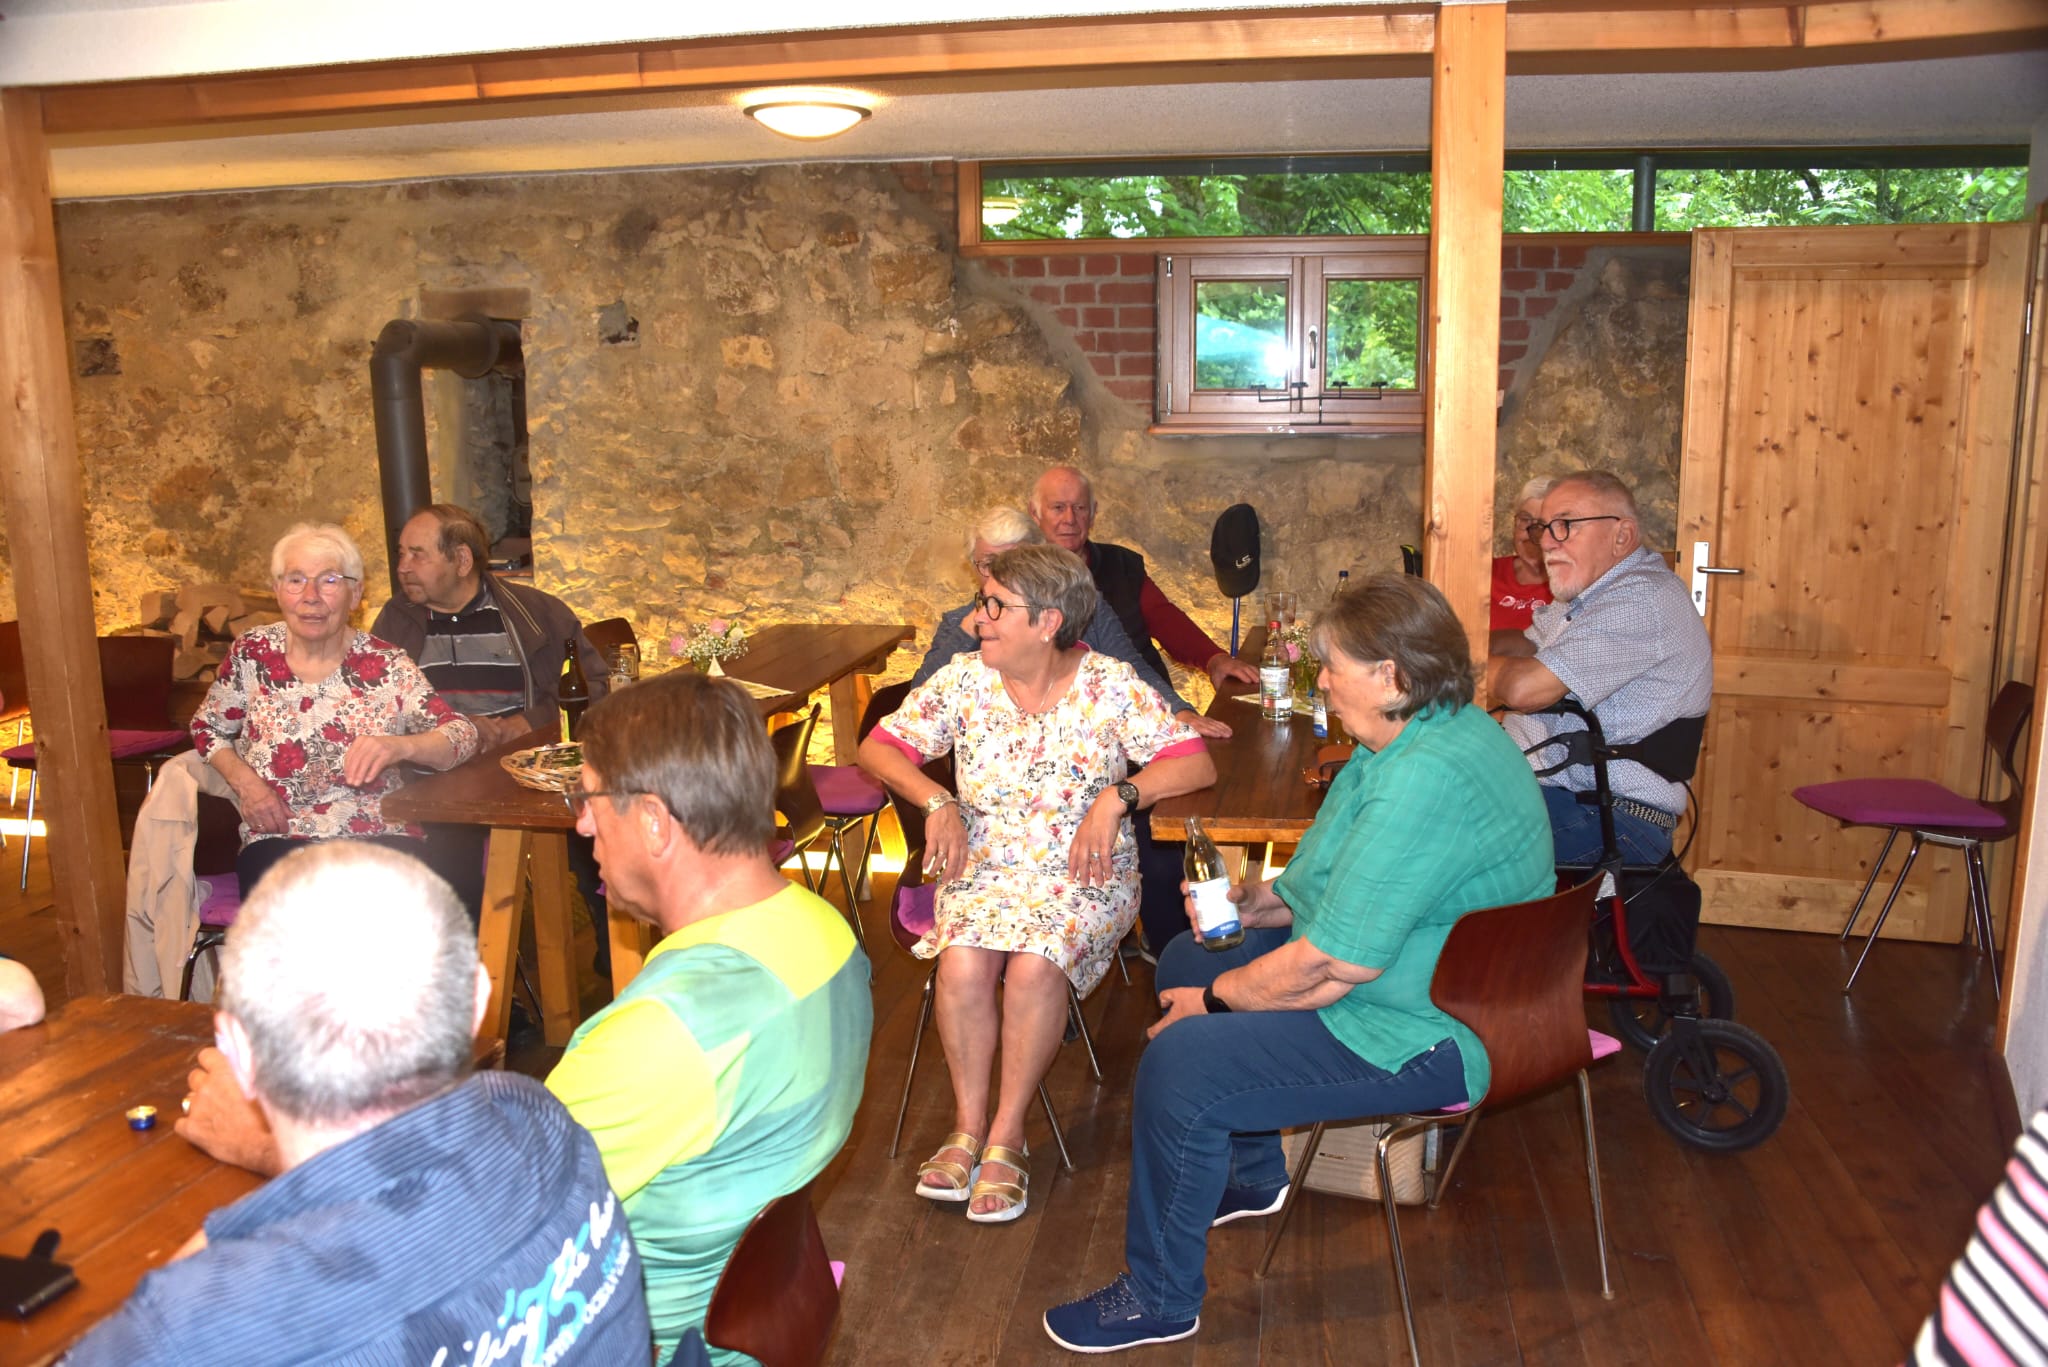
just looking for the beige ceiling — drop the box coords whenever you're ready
[9,2,2045,201]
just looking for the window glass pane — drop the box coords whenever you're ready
[1502,169,1634,232]
[1653,167,2027,228]
[1195,280,1290,391]
[982,170,1431,241]
[1324,279,1419,392]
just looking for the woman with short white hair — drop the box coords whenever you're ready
[1492,475,1556,634]
[191,522,479,897]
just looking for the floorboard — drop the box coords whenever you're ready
[0,830,2018,1365]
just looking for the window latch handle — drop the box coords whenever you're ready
[1307,326,1319,372]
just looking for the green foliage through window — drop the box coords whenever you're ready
[1326,280,1419,390]
[981,152,2027,241]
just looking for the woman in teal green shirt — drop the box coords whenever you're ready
[1045,573,1554,1355]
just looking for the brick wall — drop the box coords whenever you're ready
[979,253,1158,405]
[976,240,1597,415]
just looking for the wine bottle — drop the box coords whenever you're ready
[558,638,591,742]
[1258,617,1291,720]
[1184,816,1244,952]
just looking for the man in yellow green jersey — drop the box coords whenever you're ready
[549,672,872,1364]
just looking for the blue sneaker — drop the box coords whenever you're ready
[1044,1274,1198,1354]
[1210,1182,1289,1227]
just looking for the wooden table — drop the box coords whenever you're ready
[0,996,263,1366]
[1150,692,1336,868]
[383,621,911,1048]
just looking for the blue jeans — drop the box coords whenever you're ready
[1542,784,1672,866]
[1125,930,1467,1322]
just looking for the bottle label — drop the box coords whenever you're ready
[1312,689,1328,739]
[1189,876,1241,939]
[1259,664,1291,713]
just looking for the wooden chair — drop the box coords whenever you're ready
[701,1185,840,1367]
[583,616,637,661]
[769,706,829,897]
[799,680,910,928]
[0,621,27,811]
[1255,877,1615,1367]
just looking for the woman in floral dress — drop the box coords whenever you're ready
[190,523,479,898]
[861,544,1215,1223]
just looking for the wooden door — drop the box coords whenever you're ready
[1678,223,2030,942]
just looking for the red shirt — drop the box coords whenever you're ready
[1490,555,1552,634]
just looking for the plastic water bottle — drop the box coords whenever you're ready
[1258,618,1291,720]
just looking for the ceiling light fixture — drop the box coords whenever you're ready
[744,100,871,140]
[981,195,1023,227]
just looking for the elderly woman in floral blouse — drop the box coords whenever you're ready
[191,523,479,898]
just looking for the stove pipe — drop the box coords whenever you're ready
[369,316,521,593]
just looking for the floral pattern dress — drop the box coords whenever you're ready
[876,650,1203,995]
[190,624,479,849]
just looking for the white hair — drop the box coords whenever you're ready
[270,522,366,583]
[1030,465,1097,516]
[1550,469,1642,523]
[220,842,475,1125]
[965,506,1045,560]
[1516,476,1556,507]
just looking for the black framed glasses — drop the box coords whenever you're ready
[562,789,644,818]
[972,592,1046,621]
[1537,515,1622,542]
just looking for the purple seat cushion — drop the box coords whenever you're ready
[110,728,190,760]
[893,880,935,945]
[809,764,886,817]
[198,874,241,928]
[769,837,796,867]
[1792,778,2004,830]
[2,729,186,764]
[1589,1029,1622,1062]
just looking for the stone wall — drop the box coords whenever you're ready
[1,162,1686,708]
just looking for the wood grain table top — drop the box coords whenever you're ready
[0,995,263,1365]
[1150,692,1339,845]
[382,621,914,831]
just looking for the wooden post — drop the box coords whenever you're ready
[1423,3,1507,663]
[0,88,127,995]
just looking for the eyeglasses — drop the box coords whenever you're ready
[972,592,1047,621]
[970,556,996,578]
[1515,518,1546,536]
[562,789,643,818]
[277,572,359,595]
[1535,515,1622,543]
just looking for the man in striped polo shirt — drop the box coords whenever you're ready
[549,672,872,1365]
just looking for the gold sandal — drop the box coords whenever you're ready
[965,1144,1030,1224]
[916,1131,982,1203]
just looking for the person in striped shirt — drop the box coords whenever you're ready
[1914,1105,2048,1365]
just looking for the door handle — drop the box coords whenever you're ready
[1689,540,1743,618]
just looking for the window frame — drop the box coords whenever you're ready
[1154,240,1429,435]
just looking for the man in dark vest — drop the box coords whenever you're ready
[1030,465,1254,955]
[1030,466,1258,700]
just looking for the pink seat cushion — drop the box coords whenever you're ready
[1589,1029,1622,1062]
[894,881,936,941]
[110,728,189,759]
[198,874,241,928]
[1792,778,2004,830]
[2,729,186,764]
[809,764,886,817]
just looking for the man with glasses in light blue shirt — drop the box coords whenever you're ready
[1487,470,1712,864]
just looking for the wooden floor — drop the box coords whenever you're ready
[2,822,2014,1366]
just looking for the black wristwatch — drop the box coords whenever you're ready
[1115,780,1141,815]
[1202,985,1232,1014]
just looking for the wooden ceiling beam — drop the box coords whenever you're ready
[35,1,2045,137]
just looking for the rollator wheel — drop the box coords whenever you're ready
[1642,1019,1788,1153]
[1607,950,1736,1052]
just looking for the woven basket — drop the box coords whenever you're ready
[1280,1119,1435,1206]
[499,744,584,793]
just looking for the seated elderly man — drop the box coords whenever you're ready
[1487,469,1712,865]
[76,843,650,1364]
[551,671,873,1364]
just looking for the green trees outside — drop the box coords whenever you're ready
[983,164,2027,240]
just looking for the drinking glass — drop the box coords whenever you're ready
[1265,591,1299,631]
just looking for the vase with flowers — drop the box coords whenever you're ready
[669,619,749,676]
[1280,621,1318,699]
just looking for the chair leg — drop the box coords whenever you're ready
[1037,1081,1075,1172]
[7,718,23,807]
[888,971,936,1159]
[1967,844,2002,1001]
[1257,1120,1327,1278]
[1114,933,1132,986]
[1067,984,1103,1084]
[1576,1070,1614,1300]
[1845,834,1922,993]
[1425,1107,1486,1211]
[19,772,37,890]
[178,931,222,1002]
[1377,1118,1437,1367]
[820,824,868,951]
[1840,827,1901,940]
